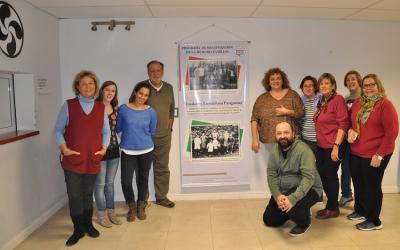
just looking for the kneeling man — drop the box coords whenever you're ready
[263,122,322,236]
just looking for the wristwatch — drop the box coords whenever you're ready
[374,153,383,161]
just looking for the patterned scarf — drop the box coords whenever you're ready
[315,92,336,118]
[356,93,384,133]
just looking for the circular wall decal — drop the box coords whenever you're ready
[0,1,24,58]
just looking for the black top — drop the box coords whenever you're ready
[103,107,120,160]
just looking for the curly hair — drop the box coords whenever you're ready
[261,67,290,92]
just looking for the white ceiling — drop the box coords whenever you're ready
[25,0,400,21]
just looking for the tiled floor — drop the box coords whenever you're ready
[16,194,400,250]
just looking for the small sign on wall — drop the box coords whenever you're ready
[37,78,51,95]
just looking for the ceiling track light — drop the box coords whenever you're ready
[90,20,135,31]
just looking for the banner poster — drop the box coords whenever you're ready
[178,41,250,189]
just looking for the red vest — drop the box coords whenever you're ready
[61,98,104,174]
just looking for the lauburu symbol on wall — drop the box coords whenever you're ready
[0,1,24,58]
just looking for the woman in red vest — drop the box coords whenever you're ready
[54,70,110,246]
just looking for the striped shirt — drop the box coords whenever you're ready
[302,98,317,141]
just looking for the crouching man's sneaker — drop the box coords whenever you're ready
[289,223,311,237]
[356,221,383,231]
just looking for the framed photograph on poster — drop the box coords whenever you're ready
[190,122,240,161]
[188,59,238,91]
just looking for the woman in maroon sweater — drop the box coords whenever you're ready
[314,73,349,219]
[347,74,399,231]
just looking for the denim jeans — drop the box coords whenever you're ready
[64,169,97,217]
[94,158,120,211]
[340,142,353,197]
[121,151,153,203]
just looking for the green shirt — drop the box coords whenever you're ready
[267,137,323,206]
[140,80,175,138]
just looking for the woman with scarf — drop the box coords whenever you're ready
[314,73,349,219]
[347,74,398,230]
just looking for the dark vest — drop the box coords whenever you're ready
[61,98,104,174]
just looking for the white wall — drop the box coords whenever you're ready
[0,1,64,249]
[59,18,400,201]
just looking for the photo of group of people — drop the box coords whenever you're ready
[188,59,238,90]
[190,123,240,160]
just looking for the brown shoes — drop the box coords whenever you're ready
[156,198,175,208]
[315,208,340,219]
[127,202,137,222]
[137,201,147,220]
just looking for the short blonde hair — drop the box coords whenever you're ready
[318,73,337,92]
[72,70,99,96]
[361,74,386,97]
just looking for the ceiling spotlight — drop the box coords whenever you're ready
[108,19,116,31]
[90,20,134,31]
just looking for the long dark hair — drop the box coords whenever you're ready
[96,81,119,108]
[129,82,152,104]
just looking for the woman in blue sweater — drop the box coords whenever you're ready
[116,82,157,222]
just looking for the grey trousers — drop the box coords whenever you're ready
[153,133,172,201]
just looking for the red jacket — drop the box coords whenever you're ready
[349,97,399,158]
[315,94,349,149]
[61,98,104,174]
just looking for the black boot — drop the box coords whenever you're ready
[66,215,85,246]
[83,209,100,238]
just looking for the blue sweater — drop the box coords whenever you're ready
[116,104,157,150]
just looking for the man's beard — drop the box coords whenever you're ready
[278,137,294,150]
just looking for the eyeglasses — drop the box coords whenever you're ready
[362,83,376,89]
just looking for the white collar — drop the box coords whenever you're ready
[148,80,163,91]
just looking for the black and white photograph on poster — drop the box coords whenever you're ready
[191,123,240,161]
[188,59,238,91]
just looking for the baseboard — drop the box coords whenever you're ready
[171,191,269,200]
[2,195,68,250]
[115,191,270,201]
[382,186,399,193]
[115,186,400,202]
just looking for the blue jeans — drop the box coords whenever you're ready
[94,158,120,211]
[340,143,353,197]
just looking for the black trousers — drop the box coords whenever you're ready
[349,154,391,225]
[121,151,153,203]
[316,147,343,210]
[64,169,97,217]
[263,189,319,228]
[301,137,318,157]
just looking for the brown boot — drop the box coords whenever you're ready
[137,201,147,220]
[127,202,136,222]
